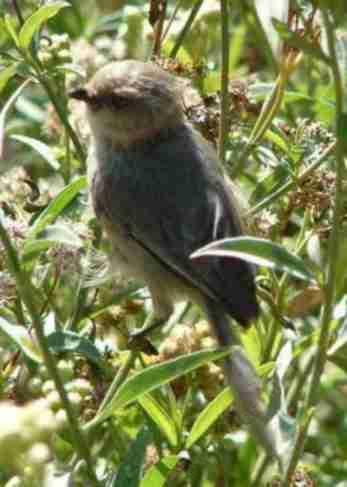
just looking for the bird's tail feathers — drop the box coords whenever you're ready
[204,297,279,458]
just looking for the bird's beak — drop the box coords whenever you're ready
[68,88,90,102]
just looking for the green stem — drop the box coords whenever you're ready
[0,222,99,487]
[12,0,24,26]
[169,0,204,58]
[218,0,230,163]
[38,74,86,167]
[251,454,271,486]
[282,10,345,485]
[85,351,137,432]
[152,0,167,56]
[231,75,285,176]
[98,351,136,413]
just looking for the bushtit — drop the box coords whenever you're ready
[70,61,277,455]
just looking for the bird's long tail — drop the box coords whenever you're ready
[204,297,278,458]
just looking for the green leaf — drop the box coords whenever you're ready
[138,394,178,447]
[327,324,347,372]
[0,317,42,363]
[250,165,289,205]
[38,224,83,246]
[111,427,150,487]
[272,18,331,65]
[191,237,315,282]
[26,176,87,239]
[140,455,178,487]
[46,330,103,366]
[19,2,70,49]
[0,79,32,162]
[4,14,19,46]
[11,134,60,169]
[186,387,233,448]
[86,348,230,429]
[23,224,83,261]
[249,83,334,111]
[0,65,18,94]
[21,239,55,263]
[186,361,274,448]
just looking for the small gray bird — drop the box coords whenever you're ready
[70,61,277,454]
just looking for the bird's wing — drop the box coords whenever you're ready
[95,127,258,326]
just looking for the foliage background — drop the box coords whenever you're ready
[0,0,346,486]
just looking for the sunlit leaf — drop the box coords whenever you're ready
[19,2,70,49]
[0,79,32,162]
[328,322,347,372]
[22,223,83,262]
[11,134,60,169]
[186,362,274,448]
[191,237,315,282]
[140,455,178,487]
[0,65,18,94]
[186,387,232,448]
[138,394,178,447]
[86,348,230,430]
[26,176,87,239]
[4,14,19,46]
[0,317,42,363]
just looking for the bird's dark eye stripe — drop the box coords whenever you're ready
[94,95,130,109]
[109,95,130,109]
[87,94,131,111]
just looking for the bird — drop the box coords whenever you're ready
[69,60,277,456]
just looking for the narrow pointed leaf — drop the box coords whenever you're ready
[191,237,314,282]
[11,134,60,169]
[140,455,179,487]
[110,428,150,487]
[19,2,70,49]
[0,317,42,363]
[138,394,178,447]
[26,176,86,239]
[186,387,233,449]
[86,348,230,429]
[46,330,103,367]
[4,14,19,46]
[23,224,83,261]
[0,65,18,94]
[0,79,32,161]
[186,361,274,448]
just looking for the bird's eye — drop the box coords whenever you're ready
[109,95,130,110]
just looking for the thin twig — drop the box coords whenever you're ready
[152,0,168,56]
[218,0,230,163]
[161,0,185,44]
[282,10,345,485]
[38,74,86,167]
[169,0,204,59]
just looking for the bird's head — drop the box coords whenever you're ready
[69,60,184,149]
